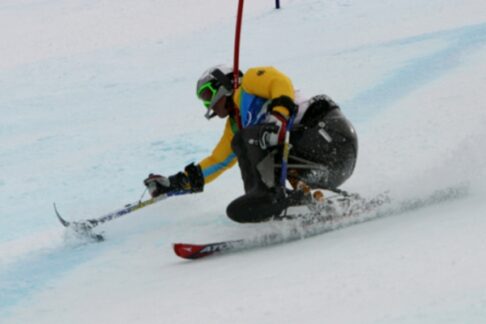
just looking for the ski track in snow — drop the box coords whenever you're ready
[1,0,486,323]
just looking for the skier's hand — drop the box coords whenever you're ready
[144,174,172,198]
[259,112,287,150]
[144,163,204,198]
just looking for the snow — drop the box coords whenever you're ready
[1,0,486,323]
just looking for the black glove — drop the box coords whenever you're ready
[144,163,204,198]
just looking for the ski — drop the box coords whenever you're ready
[173,192,391,260]
[172,215,342,260]
[173,216,348,260]
[172,185,470,260]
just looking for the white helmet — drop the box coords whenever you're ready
[196,65,241,119]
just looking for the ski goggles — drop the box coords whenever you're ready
[197,81,218,108]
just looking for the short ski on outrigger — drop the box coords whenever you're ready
[53,190,188,241]
[54,203,104,241]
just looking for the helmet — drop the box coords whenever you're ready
[196,65,240,119]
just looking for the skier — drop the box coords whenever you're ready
[144,65,358,223]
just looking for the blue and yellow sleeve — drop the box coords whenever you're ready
[198,118,237,184]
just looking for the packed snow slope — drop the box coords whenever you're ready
[1,0,486,323]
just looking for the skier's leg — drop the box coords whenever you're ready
[230,126,270,193]
[226,126,286,223]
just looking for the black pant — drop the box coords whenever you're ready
[226,95,358,223]
[226,126,288,223]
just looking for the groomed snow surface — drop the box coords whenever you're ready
[1,0,486,323]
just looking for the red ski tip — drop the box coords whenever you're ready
[173,243,211,259]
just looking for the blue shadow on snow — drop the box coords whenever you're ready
[342,23,486,122]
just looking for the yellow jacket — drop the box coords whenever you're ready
[199,66,295,184]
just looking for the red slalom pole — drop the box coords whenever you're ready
[233,0,244,90]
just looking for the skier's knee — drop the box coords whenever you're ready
[226,192,285,223]
[226,200,246,223]
[226,197,259,223]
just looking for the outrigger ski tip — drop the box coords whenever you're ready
[53,203,104,242]
[53,203,70,227]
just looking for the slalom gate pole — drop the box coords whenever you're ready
[232,0,287,188]
[233,0,245,89]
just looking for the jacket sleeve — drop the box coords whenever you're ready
[198,118,237,184]
[241,66,295,117]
